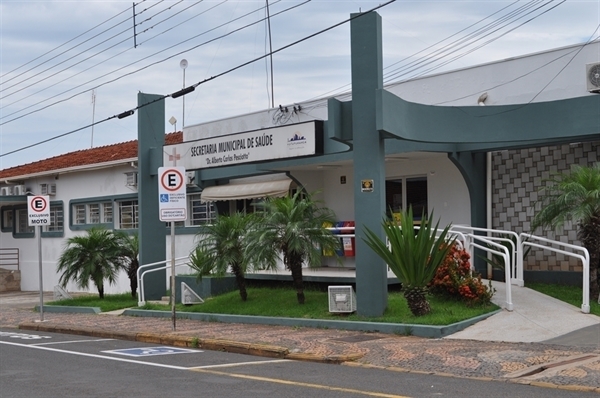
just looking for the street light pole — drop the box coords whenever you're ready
[180,59,188,128]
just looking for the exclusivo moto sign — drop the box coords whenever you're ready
[27,195,50,226]
[163,120,323,171]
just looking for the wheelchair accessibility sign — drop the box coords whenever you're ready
[103,346,201,357]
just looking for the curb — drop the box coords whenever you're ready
[35,305,101,314]
[17,322,361,364]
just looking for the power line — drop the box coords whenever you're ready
[1,1,395,158]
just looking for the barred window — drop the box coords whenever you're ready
[44,204,64,232]
[189,194,216,225]
[118,200,139,229]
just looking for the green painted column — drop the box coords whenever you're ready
[137,93,166,300]
[351,12,387,317]
[448,151,487,275]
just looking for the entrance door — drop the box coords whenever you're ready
[385,176,428,222]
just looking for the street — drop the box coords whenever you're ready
[0,328,595,397]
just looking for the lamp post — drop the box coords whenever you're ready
[180,59,188,128]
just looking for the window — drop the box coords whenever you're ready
[188,194,216,225]
[16,209,34,234]
[386,176,428,222]
[1,207,13,232]
[118,200,138,229]
[72,201,112,225]
[44,204,64,233]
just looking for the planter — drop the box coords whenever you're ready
[175,275,236,303]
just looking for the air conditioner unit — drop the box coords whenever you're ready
[0,187,11,196]
[586,63,600,93]
[186,171,197,186]
[125,172,138,187]
[328,285,357,313]
[13,185,26,195]
[40,183,56,196]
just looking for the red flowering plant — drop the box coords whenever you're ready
[429,243,495,305]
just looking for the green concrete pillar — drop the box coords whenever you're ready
[351,12,387,316]
[137,93,166,300]
[448,151,487,275]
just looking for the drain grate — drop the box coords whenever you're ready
[504,354,600,379]
[333,335,385,343]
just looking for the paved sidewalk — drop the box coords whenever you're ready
[1,299,599,393]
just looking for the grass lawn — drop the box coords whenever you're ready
[141,287,499,326]
[47,293,138,312]
[526,283,600,316]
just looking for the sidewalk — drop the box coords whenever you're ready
[1,289,599,393]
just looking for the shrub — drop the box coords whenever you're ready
[430,244,495,305]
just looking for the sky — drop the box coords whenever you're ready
[1,0,599,170]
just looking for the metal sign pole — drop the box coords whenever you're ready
[170,148,178,331]
[37,225,44,322]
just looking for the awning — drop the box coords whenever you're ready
[201,179,293,202]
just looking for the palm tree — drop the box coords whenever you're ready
[247,191,340,304]
[56,228,122,299]
[114,231,139,299]
[532,163,600,301]
[189,212,256,301]
[364,208,454,316]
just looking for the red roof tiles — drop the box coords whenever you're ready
[0,132,182,179]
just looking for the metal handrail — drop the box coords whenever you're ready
[0,248,19,271]
[520,233,590,313]
[137,256,190,306]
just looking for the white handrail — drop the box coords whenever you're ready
[137,256,190,306]
[520,233,590,313]
[468,234,513,311]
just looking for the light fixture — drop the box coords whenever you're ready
[477,92,488,106]
[169,116,177,132]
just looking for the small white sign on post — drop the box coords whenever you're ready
[28,195,50,322]
[27,195,51,226]
[158,166,187,222]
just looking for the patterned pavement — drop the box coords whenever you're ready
[1,303,599,393]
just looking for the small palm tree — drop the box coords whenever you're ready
[364,208,454,316]
[532,163,600,301]
[114,231,139,299]
[247,191,340,304]
[56,228,122,299]
[189,212,255,301]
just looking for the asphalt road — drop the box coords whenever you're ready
[0,327,596,398]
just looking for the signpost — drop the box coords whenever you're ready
[27,195,50,322]
[158,157,186,331]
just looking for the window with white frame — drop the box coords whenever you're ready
[188,194,216,225]
[118,200,138,229]
[44,204,64,232]
[16,209,34,234]
[72,202,112,225]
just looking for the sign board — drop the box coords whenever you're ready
[158,166,187,221]
[27,195,50,226]
[163,120,322,170]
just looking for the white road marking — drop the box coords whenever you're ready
[31,338,116,346]
[189,359,291,369]
[0,340,189,370]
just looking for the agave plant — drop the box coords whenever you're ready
[364,208,454,316]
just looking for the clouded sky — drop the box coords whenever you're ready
[1,0,598,169]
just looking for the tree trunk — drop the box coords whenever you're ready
[579,216,600,302]
[128,261,139,299]
[231,262,247,301]
[97,284,104,299]
[287,252,305,304]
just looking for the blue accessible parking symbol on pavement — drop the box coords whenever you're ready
[103,346,200,357]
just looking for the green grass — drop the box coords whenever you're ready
[141,287,498,325]
[47,293,138,312]
[527,283,600,316]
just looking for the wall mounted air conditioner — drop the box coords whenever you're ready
[328,286,357,313]
[125,172,138,187]
[586,63,600,93]
[0,187,11,196]
[40,183,56,196]
[13,185,26,195]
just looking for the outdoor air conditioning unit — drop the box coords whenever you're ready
[328,285,357,313]
[13,185,26,195]
[40,183,56,196]
[125,172,138,187]
[586,63,600,93]
[0,187,11,196]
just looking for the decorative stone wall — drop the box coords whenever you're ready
[0,268,21,292]
[491,141,600,272]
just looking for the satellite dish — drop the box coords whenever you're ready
[180,59,188,69]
